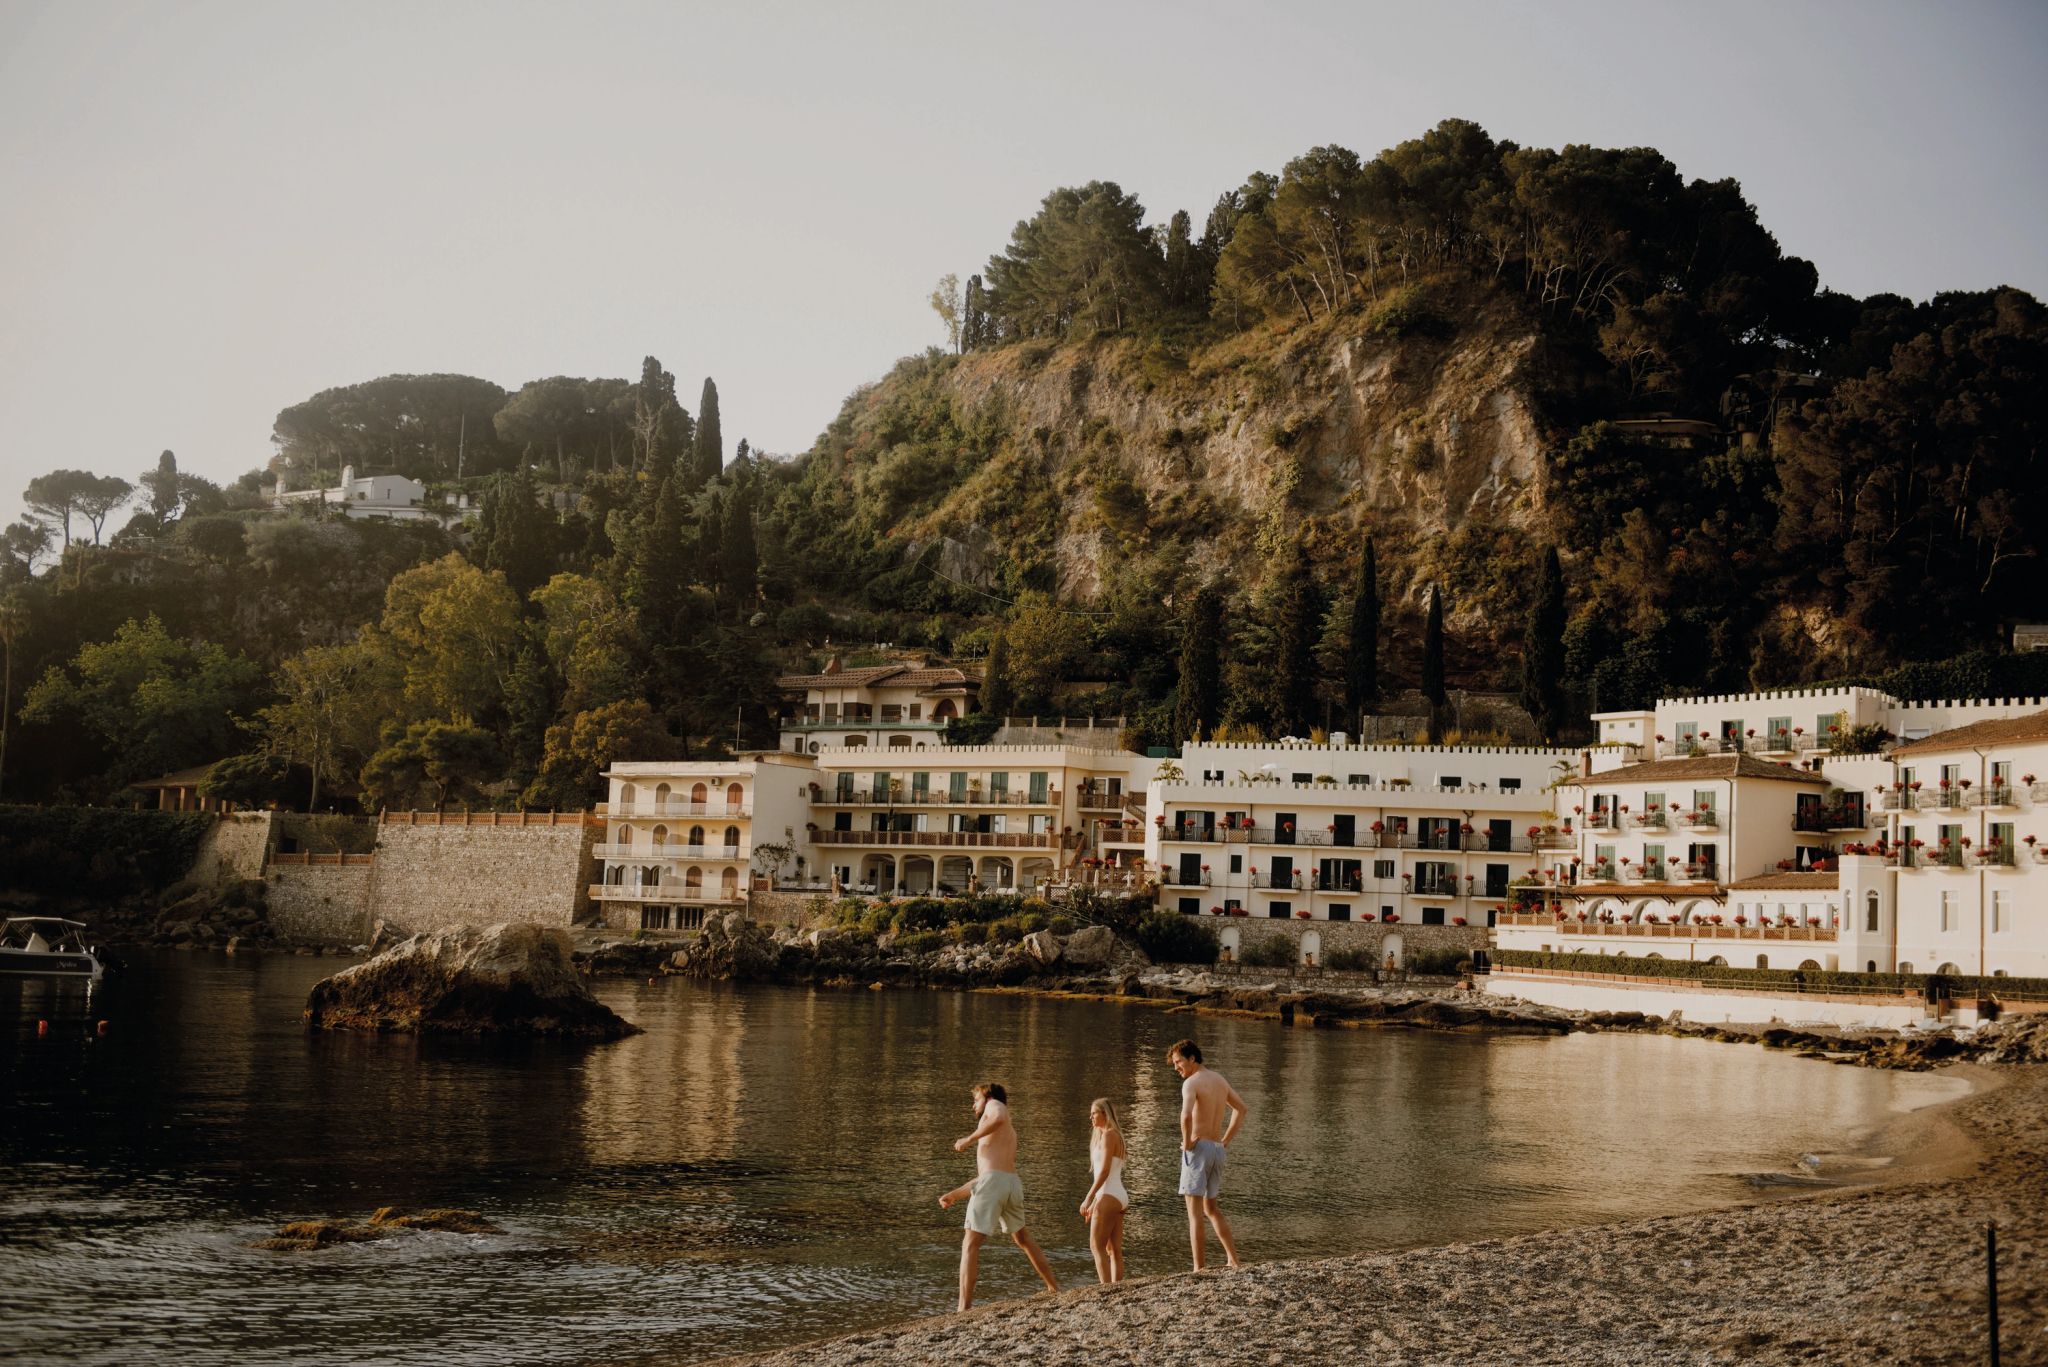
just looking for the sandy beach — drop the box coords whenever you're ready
[711,1063,2043,1367]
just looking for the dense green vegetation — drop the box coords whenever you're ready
[4,118,2043,808]
[0,806,217,897]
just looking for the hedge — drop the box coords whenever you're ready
[1495,949,2048,1000]
[0,805,219,899]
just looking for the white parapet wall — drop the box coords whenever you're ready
[1485,969,1932,1030]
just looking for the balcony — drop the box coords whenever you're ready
[1499,911,1836,942]
[1533,830,1578,851]
[1977,847,2018,868]
[1977,784,2017,808]
[1916,789,1969,812]
[1681,811,1720,830]
[1160,870,1212,888]
[817,788,1059,808]
[601,802,750,819]
[589,883,742,905]
[1077,792,1128,813]
[1586,814,1621,833]
[1095,821,1147,846]
[808,829,1062,850]
[1410,877,1464,898]
[1879,792,1913,812]
[594,843,743,861]
[784,716,948,731]
[1631,813,1668,830]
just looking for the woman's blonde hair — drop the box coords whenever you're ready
[1090,1097,1122,1140]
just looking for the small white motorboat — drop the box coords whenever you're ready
[0,917,106,981]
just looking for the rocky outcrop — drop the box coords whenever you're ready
[665,912,786,980]
[254,1207,503,1252]
[303,923,638,1040]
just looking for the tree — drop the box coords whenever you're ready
[474,463,556,597]
[74,474,134,545]
[1345,537,1381,722]
[139,450,182,533]
[721,483,758,610]
[271,373,512,482]
[0,591,26,797]
[1520,547,1569,742]
[524,699,682,809]
[984,181,1164,337]
[633,357,681,481]
[258,641,381,811]
[929,273,962,351]
[962,274,990,350]
[2,519,51,584]
[373,554,522,723]
[980,631,1016,719]
[20,614,264,789]
[531,573,640,715]
[199,752,310,810]
[1002,593,1087,709]
[1170,582,1223,742]
[1421,584,1447,739]
[694,377,724,490]
[360,719,503,812]
[1269,538,1321,736]
[628,478,690,648]
[23,470,96,549]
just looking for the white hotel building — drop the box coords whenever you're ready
[591,675,2048,980]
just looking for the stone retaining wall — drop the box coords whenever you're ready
[1212,915,1487,968]
[748,890,820,930]
[365,817,599,936]
[267,862,374,944]
[189,812,275,886]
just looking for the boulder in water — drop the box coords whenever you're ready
[665,911,783,980]
[1060,924,1119,969]
[303,923,639,1040]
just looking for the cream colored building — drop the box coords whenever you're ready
[775,661,978,754]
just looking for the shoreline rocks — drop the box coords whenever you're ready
[253,1207,503,1252]
[304,923,639,1040]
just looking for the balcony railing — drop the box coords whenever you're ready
[1095,821,1147,845]
[589,883,743,905]
[807,829,1061,849]
[1498,911,1836,941]
[1632,813,1668,830]
[1411,878,1463,897]
[818,789,1060,808]
[1534,831,1578,850]
[1916,790,1969,811]
[784,717,946,731]
[601,802,750,819]
[1976,784,2017,808]
[1977,848,2018,867]
[1879,793,1913,811]
[1681,811,1720,829]
[594,843,743,861]
[1160,871,1212,887]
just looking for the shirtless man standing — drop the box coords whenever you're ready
[1169,1038,1248,1270]
[937,1082,1060,1311]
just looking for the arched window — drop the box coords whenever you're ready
[727,782,744,810]
[691,782,708,805]
[655,782,672,809]
[619,782,636,809]
[685,867,703,894]
[1866,960,1878,973]
[1937,961,1961,975]
[1755,954,1769,970]
[651,825,667,847]
[1898,961,1916,975]
[720,867,738,898]
[1865,892,1879,932]
[688,825,705,848]
[723,825,740,850]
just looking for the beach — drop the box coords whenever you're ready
[712,1064,2043,1367]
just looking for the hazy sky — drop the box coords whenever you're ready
[3,0,2045,533]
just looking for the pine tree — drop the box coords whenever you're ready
[697,495,724,592]
[478,463,555,598]
[694,377,723,489]
[634,357,679,480]
[1170,582,1223,742]
[1422,583,1448,740]
[980,631,1016,719]
[1345,536,1381,724]
[1521,546,1568,743]
[962,274,989,350]
[1271,538,1322,736]
[503,642,555,789]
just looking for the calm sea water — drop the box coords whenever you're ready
[2,951,1964,1366]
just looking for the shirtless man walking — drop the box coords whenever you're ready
[937,1082,1060,1311]
[1169,1038,1248,1270]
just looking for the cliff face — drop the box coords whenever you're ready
[851,284,1559,634]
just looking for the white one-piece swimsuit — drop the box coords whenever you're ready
[1093,1148,1130,1211]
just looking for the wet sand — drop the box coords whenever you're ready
[709,1064,2042,1366]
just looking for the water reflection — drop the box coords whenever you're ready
[1,953,1964,1365]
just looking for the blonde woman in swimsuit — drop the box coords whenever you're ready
[1077,1097,1128,1284]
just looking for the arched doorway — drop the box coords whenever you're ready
[619,782,637,809]
[685,867,703,897]
[688,825,705,849]
[651,825,668,849]
[727,782,744,811]
[934,699,958,721]
[690,782,708,806]
[654,782,672,809]
[1299,929,1322,966]
[720,868,739,899]
[1381,932,1404,968]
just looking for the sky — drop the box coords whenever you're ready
[2,0,2045,534]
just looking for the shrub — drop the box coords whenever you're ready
[1016,911,1049,934]
[1135,909,1219,965]
[1239,938,1295,968]
[895,929,945,956]
[0,806,217,899]
[1047,915,1075,936]
[1021,896,1053,919]
[989,920,1025,945]
[1327,948,1376,971]
[955,921,989,946]
[859,907,893,936]
[890,897,951,932]
[1407,948,1468,977]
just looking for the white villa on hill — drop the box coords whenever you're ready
[273,464,465,525]
[775,660,980,752]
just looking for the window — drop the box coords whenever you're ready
[1270,900,1291,919]
[1767,716,1791,749]
[1421,907,1446,926]
[1993,891,2010,934]
[1866,892,1879,933]
[1327,904,1351,922]
[1499,778,1521,792]
[1229,855,1242,874]
[1940,892,1956,934]
[1291,772,1311,784]
[1348,774,1369,787]
[1373,859,1395,879]
[1439,775,1463,790]
[1203,769,1224,782]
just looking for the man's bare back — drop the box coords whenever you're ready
[1180,1066,1243,1146]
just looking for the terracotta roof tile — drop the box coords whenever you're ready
[1576,753,1828,787]
[1891,709,2048,757]
[774,665,908,689]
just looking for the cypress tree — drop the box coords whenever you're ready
[1271,538,1322,736]
[980,631,1016,719]
[1521,546,1568,743]
[1421,583,1448,740]
[1345,536,1381,724]
[627,478,689,653]
[721,484,757,610]
[1170,582,1224,743]
[694,377,723,488]
[962,274,988,350]
[698,496,724,592]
